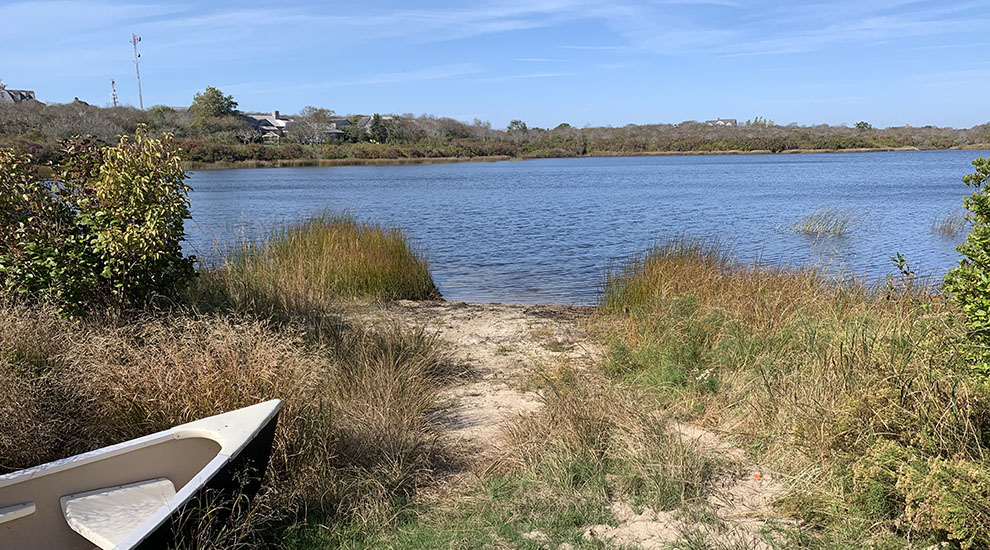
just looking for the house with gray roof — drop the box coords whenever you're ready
[0,88,38,104]
[705,118,737,127]
[243,110,292,142]
[357,115,396,128]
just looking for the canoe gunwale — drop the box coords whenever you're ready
[0,431,174,490]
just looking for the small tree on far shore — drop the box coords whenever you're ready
[190,86,238,118]
[369,113,388,143]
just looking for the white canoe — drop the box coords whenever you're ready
[0,399,282,550]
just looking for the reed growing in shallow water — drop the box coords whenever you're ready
[930,211,968,237]
[793,207,865,236]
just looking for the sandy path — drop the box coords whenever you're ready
[374,300,600,453]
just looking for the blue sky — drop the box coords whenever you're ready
[2,0,988,129]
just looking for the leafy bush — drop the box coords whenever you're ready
[944,157,990,374]
[0,129,194,314]
[853,440,990,549]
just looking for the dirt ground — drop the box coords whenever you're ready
[364,299,788,549]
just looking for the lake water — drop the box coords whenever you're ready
[186,150,990,305]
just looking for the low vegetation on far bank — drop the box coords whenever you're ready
[2,88,989,167]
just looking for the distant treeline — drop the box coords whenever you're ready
[2,92,989,166]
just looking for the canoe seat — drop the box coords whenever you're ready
[0,502,35,525]
[61,478,176,550]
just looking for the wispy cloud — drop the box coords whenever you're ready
[600,62,634,70]
[225,64,483,96]
[478,72,576,82]
[560,45,628,51]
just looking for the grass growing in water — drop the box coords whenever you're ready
[930,211,968,237]
[598,237,990,548]
[195,213,440,318]
[793,207,865,236]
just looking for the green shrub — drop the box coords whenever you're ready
[0,129,194,314]
[854,439,990,549]
[944,157,990,374]
[900,457,990,549]
[851,440,916,523]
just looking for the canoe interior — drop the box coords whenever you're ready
[0,436,221,550]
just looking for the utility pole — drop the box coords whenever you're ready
[110,79,119,108]
[131,33,144,110]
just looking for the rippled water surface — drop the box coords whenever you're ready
[186,151,990,305]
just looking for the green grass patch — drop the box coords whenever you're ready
[285,472,617,550]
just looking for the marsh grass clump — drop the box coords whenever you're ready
[930,211,968,238]
[195,213,439,318]
[597,237,990,547]
[793,207,865,236]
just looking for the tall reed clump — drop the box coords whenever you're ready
[597,237,990,548]
[0,300,453,543]
[930,211,968,238]
[197,213,439,318]
[792,207,865,236]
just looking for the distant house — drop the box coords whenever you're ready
[0,88,38,104]
[705,118,737,127]
[289,118,351,144]
[243,110,292,142]
[356,115,393,131]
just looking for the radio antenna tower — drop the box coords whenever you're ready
[131,33,144,110]
[110,79,119,108]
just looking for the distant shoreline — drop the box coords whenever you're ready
[183,144,990,171]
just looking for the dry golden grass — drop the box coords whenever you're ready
[598,238,990,546]
[500,369,717,510]
[0,303,452,538]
